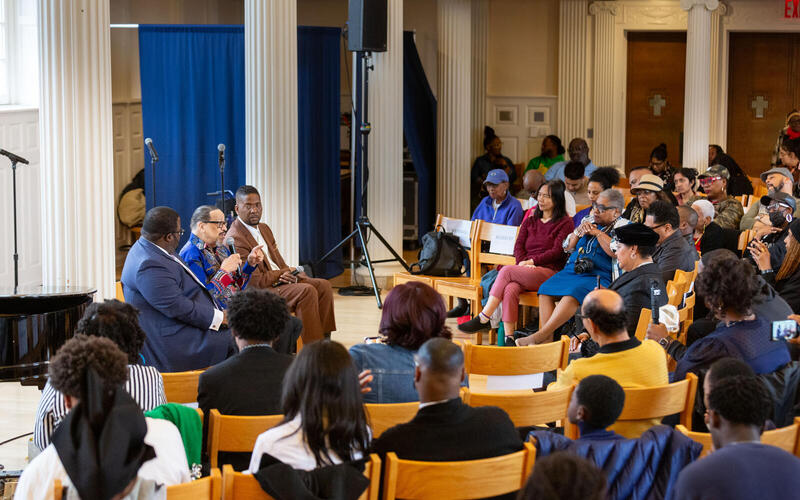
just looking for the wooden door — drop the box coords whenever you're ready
[625,32,687,173]
[727,33,800,177]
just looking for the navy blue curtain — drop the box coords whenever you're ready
[138,25,342,278]
[298,26,342,278]
[403,31,437,237]
[138,25,245,247]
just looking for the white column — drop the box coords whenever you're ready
[590,1,617,167]
[365,0,403,263]
[681,0,719,173]
[708,2,727,146]
[437,0,471,220]
[471,0,488,159]
[38,0,116,299]
[245,0,299,264]
[557,0,588,144]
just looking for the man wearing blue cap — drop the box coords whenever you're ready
[470,169,524,226]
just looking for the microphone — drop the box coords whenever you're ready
[218,144,225,170]
[0,149,29,165]
[650,279,661,325]
[144,138,159,161]
[224,236,236,256]
[272,265,305,287]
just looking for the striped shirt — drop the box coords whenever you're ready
[33,364,167,450]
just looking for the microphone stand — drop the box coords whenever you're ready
[150,153,157,207]
[10,158,19,293]
[218,153,225,214]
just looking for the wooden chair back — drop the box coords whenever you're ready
[221,456,381,500]
[473,220,520,270]
[738,229,752,254]
[464,336,570,376]
[634,308,652,341]
[382,442,536,500]
[167,467,221,500]
[364,402,419,438]
[617,373,697,431]
[54,479,63,500]
[666,279,689,308]
[115,281,125,301]
[462,384,575,428]
[618,177,631,188]
[575,204,591,214]
[208,409,284,468]
[677,417,800,458]
[673,268,696,287]
[161,369,204,404]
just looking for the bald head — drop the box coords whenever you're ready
[523,169,545,195]
[581,289,629,339]
[414,338,465,403]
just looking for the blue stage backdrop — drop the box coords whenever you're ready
[138,25,342,278]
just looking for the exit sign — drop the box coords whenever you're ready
[787,0,800,18]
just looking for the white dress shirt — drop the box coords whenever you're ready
[237,217,283,271]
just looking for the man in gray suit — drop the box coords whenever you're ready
[646,200,698,283]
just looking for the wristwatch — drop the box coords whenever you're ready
[658,337,672,349]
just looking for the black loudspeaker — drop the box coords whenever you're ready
[347,0,387,52]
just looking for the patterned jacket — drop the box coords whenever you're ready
[179,233,255,309]
[686,194,744,230]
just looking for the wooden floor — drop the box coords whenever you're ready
[0,262,482,472]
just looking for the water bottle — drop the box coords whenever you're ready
[498,322,505,346]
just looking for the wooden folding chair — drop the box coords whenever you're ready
[634,308,652,341]
[382,442,536,500]
[221,455,381,500]
[463,336,570,379]
[462,384,575,429]
[208,409,283,468]
[666,279,689,308]
[738,229,752,254]
[115,281,125,302]
[613,373,698,438]
[53,479,63,500]
[161,369,205,404]
[364,402,420,438]
[167,468,221,500]
[677,292,696,344]
[393,215,477,295]
[677,417,800,458]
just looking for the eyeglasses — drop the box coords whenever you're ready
[647,222,667,231]
[203,220,227,228]
[767,203,790,212]
[170,229,185,237]
[699,176,722,186]
[592,203,612,213]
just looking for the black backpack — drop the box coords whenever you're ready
[409,226,469,277]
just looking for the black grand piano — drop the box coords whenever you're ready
[0,286,95,385]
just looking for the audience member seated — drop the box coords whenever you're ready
[741,167,799,230]
[524,134,565,176]
[517,452,606,500]
[646,200,699,283]
[517,189,628,346]
[350,282,452,404]
[573,167,620,227]
[751,219,800,312]
[621,166,653,222]
[692,165,744,230]
[121,207,232,372]
[691,199,738,255]
[524,168,577,218]
[227,185,335,344]
[471,126,516,212]
[677,205,698,247]
[545,138,598,182]
[648,254,789,381]
[248,340,370,472]
[673,167,699,206]
[570,224,667,347]
[708,144,753,196]
[564,161,590,206]
[471,168,524,226]
[33,300,167,452]
[549,289,668,437]
[624,174,669,224]
[459,181,573,337]
[778,136,800,197]
[649,143,676,190]
[532,374,701,500]
[16,336,189,499]
[671,374,800,500]
[744,192,795,270]
[370,338,522,461]
[771,109,800,169]
[197,289,295,471]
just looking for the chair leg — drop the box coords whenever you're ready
[473,331,483,345]
[489,329,497,345]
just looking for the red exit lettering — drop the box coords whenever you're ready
[787,0,800,18]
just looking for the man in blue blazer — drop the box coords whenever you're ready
[121,206,233,372]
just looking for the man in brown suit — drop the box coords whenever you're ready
[225,185,336,343]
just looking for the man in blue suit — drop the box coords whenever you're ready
[121,206,233,372]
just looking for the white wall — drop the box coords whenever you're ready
[0,108,41,288]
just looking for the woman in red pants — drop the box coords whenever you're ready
[459,180,574,337]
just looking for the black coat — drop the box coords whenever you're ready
[766,270,800,314]
[609,262,668,337]
[653,230,698,283]
[698,221,740,256]
[198,344,294,470]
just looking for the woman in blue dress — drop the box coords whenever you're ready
[517,189,628,346]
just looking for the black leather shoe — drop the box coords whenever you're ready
[505,336,516,346]
[513,330,532,341]
[458,316,490,333]
[447,298,469,318]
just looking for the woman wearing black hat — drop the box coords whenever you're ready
[750,219,800,312]
[570,223,667,353]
